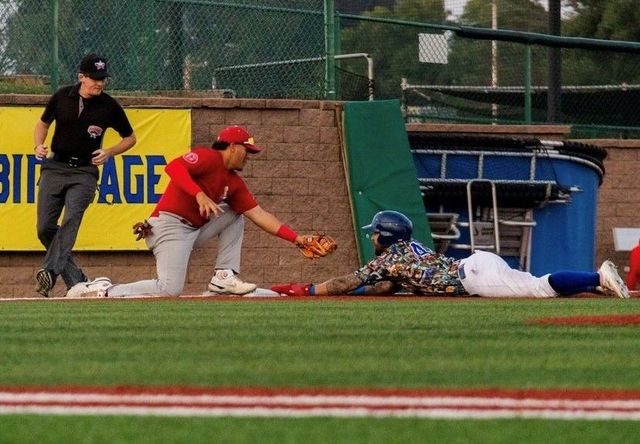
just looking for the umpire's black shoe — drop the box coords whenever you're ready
[35,269,54,298]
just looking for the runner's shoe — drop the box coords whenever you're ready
[208,269,257,295]
[66,277,112,298]
[598,260,630,299]
[35,269,54,298]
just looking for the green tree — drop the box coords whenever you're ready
[340,0,447,99]
[449,0,548,87]
[561,0,640,85]
[459,0,548,32]
[201,3,324,98]
[1,0,325,96]
[339,0,554,101]
[2,0,186,90]
[563,0,640,41]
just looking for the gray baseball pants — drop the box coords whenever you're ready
[107,204,244,297]
[37,161,97,288]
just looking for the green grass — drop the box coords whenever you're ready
[1,298,639,389]
[1,298,640,442]
[2,416,640,444]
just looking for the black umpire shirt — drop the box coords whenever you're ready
[41,84,134,164]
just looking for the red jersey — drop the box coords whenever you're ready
[151,147,258,227]
[626,243,640,291]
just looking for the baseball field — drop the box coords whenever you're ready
[1,295,640,443]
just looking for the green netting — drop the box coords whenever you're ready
[2,0,640,135]
[342,99,434,265]
[0,0,326,97]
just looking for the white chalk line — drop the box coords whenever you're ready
[2,390,640,420]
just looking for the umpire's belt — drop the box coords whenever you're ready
[53,153,92,168]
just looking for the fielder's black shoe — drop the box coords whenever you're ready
[35,269,54,298]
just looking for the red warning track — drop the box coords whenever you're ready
[2,386,640,420]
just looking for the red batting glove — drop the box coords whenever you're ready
[271,282,313,296]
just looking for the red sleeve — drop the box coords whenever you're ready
[165,161,201,196]
[627,247,640,290]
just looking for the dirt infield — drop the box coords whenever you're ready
[528,314,640,326]
[2,291,637,303]
[2,386,640,419]
[0,294,465,303]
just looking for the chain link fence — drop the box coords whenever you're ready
[0,0,328,97]
[400,38,640,136]
[2,0,640,136]
[336,1,640,137]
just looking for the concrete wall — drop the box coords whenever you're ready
[1,95,638,297]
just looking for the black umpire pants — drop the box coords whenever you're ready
[36,159,98,289]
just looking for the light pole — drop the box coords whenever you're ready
[547,0,562,122]
[491,0,498,121]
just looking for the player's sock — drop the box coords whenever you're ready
[548,271,600,295]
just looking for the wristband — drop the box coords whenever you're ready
[276,224,298,243]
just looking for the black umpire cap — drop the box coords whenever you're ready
[79,53,110,79]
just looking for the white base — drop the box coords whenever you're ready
[200,287,282,298]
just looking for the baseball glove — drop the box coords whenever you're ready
[132,220,153,241]
[296,233,337,259]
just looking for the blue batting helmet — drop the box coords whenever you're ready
[362,210,413,247]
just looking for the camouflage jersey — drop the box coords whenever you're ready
[354,239,468,295]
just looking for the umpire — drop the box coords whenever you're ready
[33,53,137,297]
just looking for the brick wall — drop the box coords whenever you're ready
[1,95,638,297]
[586,139,640,268]
[0,96,360,297]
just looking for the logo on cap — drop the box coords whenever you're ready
[216,125,262,153]
[79,53,110,79]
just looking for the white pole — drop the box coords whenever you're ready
[491,0,498,121]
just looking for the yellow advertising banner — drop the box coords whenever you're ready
[0,106,191,250]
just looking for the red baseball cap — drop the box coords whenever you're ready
[216,126,262,153]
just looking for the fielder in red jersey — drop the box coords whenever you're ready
[151,146,258,228]
[626,240,640,291]
[68,125,314,298]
